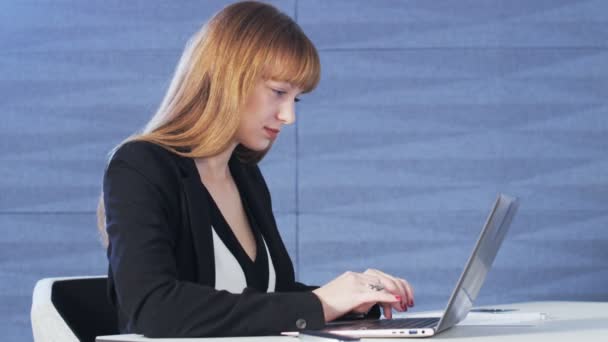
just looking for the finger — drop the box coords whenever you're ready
[365,269,405,295]
[365,270,402,295]
[365,269,408,309]
[358,274,385,292]
[399,278,415,307]
[382,303,393,319]
[371,269,414,308]
[391,298,405,312]
[384,275,409,309]
[359,289,400,306]
[384,275,410,309]
[357,274,406,312]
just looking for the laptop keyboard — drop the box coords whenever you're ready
[373,317,440,329]
[329,317,440,330]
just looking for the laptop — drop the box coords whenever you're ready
[317,193,519,338]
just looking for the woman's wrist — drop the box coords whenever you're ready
[312,288,334,322]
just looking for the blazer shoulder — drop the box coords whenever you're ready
[111,140,176,165]
[106,140,183,190]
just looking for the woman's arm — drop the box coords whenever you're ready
[247,163,384,321]
[104,151,325,337]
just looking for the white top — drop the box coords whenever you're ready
[211,227,276,294]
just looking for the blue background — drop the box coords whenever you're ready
[1,1,607,341]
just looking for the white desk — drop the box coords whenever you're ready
[97,301,608,341]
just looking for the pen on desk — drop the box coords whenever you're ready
[298,330,360,341]
[470,308,518,313]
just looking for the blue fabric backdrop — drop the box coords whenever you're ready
[1,1,606,340]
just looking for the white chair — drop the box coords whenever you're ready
[31,276,118,342]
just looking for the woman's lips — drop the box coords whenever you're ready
[264,127,279,139]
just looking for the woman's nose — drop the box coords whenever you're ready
[277,102,296,125]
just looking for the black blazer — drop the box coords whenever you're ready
[103,141,325,337]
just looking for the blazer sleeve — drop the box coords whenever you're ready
[103,150,325,337]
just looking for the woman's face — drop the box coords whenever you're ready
[235,78,302,151]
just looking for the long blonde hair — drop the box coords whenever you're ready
[97,1,320,247]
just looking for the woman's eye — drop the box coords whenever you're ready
[272,88,287,96]
[271,88,300,103]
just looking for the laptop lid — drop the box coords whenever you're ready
[285,193,519,338]
[435,193,519,333]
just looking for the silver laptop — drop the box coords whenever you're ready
[322,193,519,338]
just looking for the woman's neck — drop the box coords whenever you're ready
[194,142,238,183]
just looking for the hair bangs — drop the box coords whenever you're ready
[262,29,320,93]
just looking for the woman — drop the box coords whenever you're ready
[98,1,414,337]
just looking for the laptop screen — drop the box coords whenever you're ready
[436,194,519,333]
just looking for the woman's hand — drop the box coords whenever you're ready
[312,269,415,322]
[358,269,414,319]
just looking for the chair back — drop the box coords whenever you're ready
[32,276,118,342]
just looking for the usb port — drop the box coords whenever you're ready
[409,330,418,334]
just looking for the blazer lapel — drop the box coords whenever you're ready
[177,157,215,286]
[229,157,296,290]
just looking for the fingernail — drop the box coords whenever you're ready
[410,300,414,307]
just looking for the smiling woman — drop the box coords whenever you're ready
[97,0,413,338]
